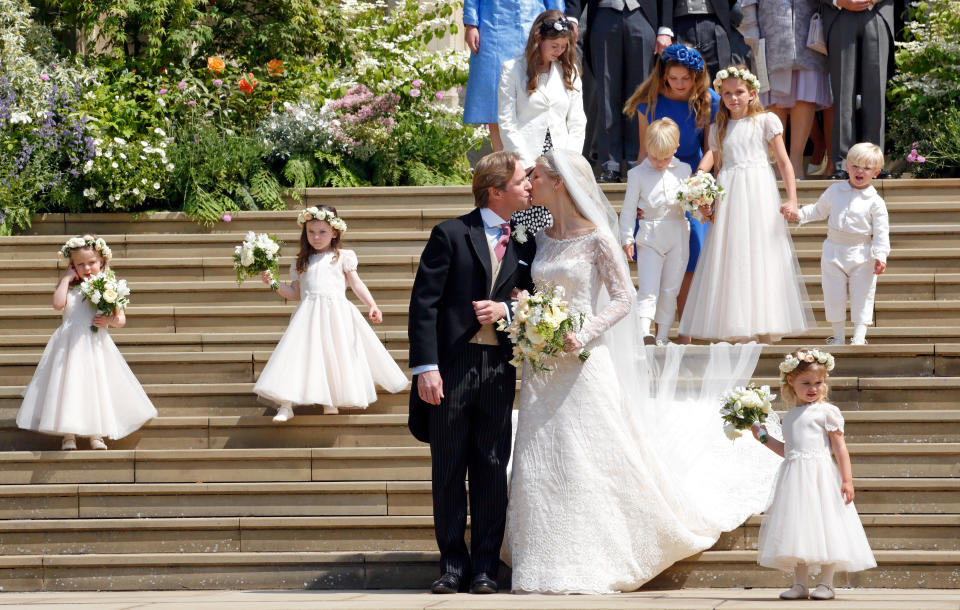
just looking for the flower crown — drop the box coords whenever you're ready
[714,66,761,92]
[539,16,573,37]
[661,44,704,73]
[297,206,348,233]
[58,235,112,262]
[779,349,835,379]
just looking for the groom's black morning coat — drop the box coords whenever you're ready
[407,207,536,441]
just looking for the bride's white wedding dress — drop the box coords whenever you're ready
[505,226,782,594]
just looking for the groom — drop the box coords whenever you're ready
[408,151,536,594]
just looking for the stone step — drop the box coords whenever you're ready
[0,444,954,486]
[0,478,955,520]
[0,512,955,558]
[1,411,957,451]
[0,548,957,591]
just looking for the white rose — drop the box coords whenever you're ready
[91,290,102,304]
[240,248,254,267]
[102,288,117,303]
[723,422,741,440]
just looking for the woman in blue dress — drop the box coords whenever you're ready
[463,0,566,151]
[622,44,719,340]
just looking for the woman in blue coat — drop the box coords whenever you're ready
[463,0,566,150]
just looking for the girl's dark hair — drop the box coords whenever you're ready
[296,205,342,274]
[524,10,579,96]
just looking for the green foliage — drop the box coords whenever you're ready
[888,0,960,176]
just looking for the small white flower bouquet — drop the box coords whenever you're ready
[233,231,283,290]
[497,283,590,373]
[719,384,776,443]
[79,270,130,332]
[676,170,725,220]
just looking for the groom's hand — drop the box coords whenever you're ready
[473,300,506,325]
[418,370,444,405]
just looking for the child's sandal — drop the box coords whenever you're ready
[61,435,77,451]
[779,584,809,600]
[89,436,107,450]
[810,584,835,600]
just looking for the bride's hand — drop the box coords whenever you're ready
[562,331,582,353]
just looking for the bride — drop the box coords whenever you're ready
[504,149,782,594]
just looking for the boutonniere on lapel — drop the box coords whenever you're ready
[513,223,529,244]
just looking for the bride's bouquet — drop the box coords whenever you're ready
[497,284,590,373]
[677,170,724,220]
[79,270,131,332]
[233,231,282,290]
[719,384,776,443]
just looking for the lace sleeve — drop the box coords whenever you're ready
[578,232,634,345]
[289,261,299,283]
[763,112,784,142]
[340,249,358,273]
[822,402,845,434]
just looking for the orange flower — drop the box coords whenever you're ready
[207,57,225,74]
[267,59,284,76]
[238,73,258,94]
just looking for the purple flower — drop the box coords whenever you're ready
[212,79,223,87]
[434,91,444,100]
[39,74,50,81]
[412,79,423,87]
[907,149,918,163]
[917,155,926,163]
[158,88,168,95]
[222,213,232,222]
[410,88,421,98]
[177,81,187,90]
[457,85,464,94]
[187,100,196,106]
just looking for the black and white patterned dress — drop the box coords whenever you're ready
[511,130,555,235]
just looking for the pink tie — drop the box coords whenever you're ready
[495,223,511,261]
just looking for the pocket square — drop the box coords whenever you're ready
[518,260,529,266]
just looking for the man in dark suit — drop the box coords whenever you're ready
[822,0,895,179]
[408,151,536,595]
[565,0,672,183]
[661,0,751,78]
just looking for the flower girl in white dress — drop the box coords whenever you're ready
[679,66,812,343]
[17,236,157,450]
[753,349,876,600]
[254,206,408,422]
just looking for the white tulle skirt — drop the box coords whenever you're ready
[758,454,877,573]
[17,322,157,439]
[254,295,408,408]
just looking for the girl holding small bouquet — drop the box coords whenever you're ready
[752,349,876,600]
[17,236,157,450]
[678,65,812,343]
[253,206,408,422]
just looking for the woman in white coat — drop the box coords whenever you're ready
[499,9,586,234]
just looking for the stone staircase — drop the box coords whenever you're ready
[0,179,958,591]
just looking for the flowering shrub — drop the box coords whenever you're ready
[888,0,960,176]
[80,132,173,210]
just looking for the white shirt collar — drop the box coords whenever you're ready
[838,180,878,198]
[480,207,509,228]
[639,157,679,173]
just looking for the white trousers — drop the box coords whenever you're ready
[634,219,690,326]
[821,239,877,325]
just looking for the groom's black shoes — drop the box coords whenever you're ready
[470,572,498,594]
[430,572,461,594]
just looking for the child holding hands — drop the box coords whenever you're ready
[253,206,408,422]
[795,142,890,345]
[753,349,876,600]
[17,236,157,450]
[619,118,691,345]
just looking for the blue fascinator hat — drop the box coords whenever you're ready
[661,44,704,73]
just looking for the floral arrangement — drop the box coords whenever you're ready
[660,44,704,73]
[233,231,283,290]
[78,270,130,332]
[497,284,590,373]
[714,66,762,92]
[80,132,173,210]
[779,349,835,380]
[297,207,348,233]
[58,235,112,262]
[719,384,776,443]
[676,170,724,219]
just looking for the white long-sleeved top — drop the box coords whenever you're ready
[618,157,693,245]
[797,181,891,263]
[498,56,587,168]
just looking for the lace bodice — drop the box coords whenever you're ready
[290,249,358,299]
[532,229,633,346]
[709,112,783,172]
[782,401,845,461]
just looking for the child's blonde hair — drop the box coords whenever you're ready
[712,65,765,170]
[846,142,884,170]
[779,348,833,405]
[645,118,680,159]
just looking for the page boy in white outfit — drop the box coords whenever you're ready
[796,142,890,346]
[619,118,691,345]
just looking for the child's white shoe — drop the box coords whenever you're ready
[810,584,835,600]
[61,434,77,451]
[850,338,868,346]
[779,584,809,600]
[88,436,107,450]
[273,405,294,422]
[323,405,339,415]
